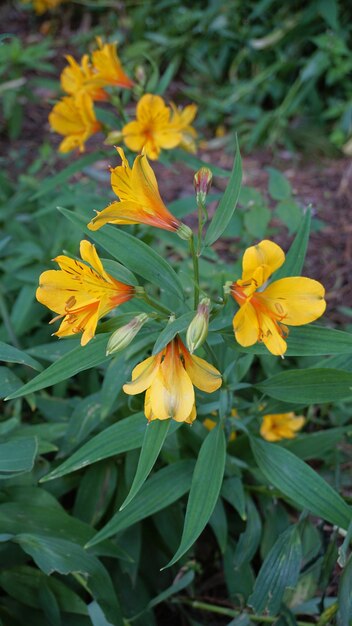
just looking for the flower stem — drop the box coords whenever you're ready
[172,598,313,626]
[138,290,172,317]
[189,235,200,309]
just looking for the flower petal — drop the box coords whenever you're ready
[149,361,195,422]
[123,354,160,395]
[262,277,326,326]
[183,353,222,392]
[233,301,259,347]
[259,313,287,356]
[241,240,285,288]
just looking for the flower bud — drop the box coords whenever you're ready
[106,314,149,355]
[194,167,212,205]
[176,222,193,240]
[186,297,210,353]
[104,130,123,145]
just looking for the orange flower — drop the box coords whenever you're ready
[90,38,134,90]
[87,147,191,238]
[36,240,134,346]
[260,412,305,442]
[60,55,108,102]
[123,336,222,423]
[48,93,101,153]
[230,240,326,356]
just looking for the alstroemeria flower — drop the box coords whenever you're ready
[170,102,198,153]
[25,0,66,14]
[87,147,190,237]
[123,336,222,423]
[60,54,109,102]
[260,412,305,442]
[49,93,101,153]
[90,38,134,90]
[122,94,196,160]
[230,240,326,356]
[36,240,134,346]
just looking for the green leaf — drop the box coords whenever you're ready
[338,553,352,626]
[248,525,302,615]
[100,258,138,287]
[233,496,262,568]
[16,535,123,626]
[274,208,311,279]
[222,325,352,356]
[257,368,352,403]
[6,334,109,400]
[59,208,184,299]
[0,437,37,477]
[204,137,242,246]
[283,427,347,460]
[138,569,194,617]
[41,412,147,481]
[0,341,43,371]
[221,476,246,520]
[120,420,172,510]
[164,425,226,568]
[152,312,194,355]
[86,460,195,547]
[267,167,292,200]
[251,437,352,529]
[32,152,105,200]
[0,565,88,615]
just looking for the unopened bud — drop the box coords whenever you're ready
[135,65,146,85]
[104,130,123,146]
[194,167,212,205]
[106,314,149,355]
[176,222,193,240]
[186,297,210,353]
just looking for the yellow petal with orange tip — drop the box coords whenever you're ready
[262,277,326,326]
[241,240,285,288]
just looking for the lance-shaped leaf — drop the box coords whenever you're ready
[204,136,242,246]
[251,437,352,530]
[257,368,352,403]
[249,525,302,615]
[0,437,38,477]
[274,208,311,279]
[0,341,43,371]
[163,424,226,568]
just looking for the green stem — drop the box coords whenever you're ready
[172,598,313,626]
[196,200,208,257]
[139,290,172,317]
[189,235,200,309]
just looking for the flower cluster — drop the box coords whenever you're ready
[48,41,197,159]
[37,146,326,430]
[49,39,133,153]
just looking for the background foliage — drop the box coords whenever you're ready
[1,1,352,625]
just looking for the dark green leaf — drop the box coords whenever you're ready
[165,425,226,567]
[0,437,37,476]
[234,496,262,567]
[251,437,351,529]
[267,167,292,200]
[152,312,194,354]
[32,152,105,200]
[338,553,352,626]
[274,209,311,279]
[249,525,302,615]
[0,341,43,371]
[86,460,195,547]
[204,137,242,246]
[257,368,352,403]
[41,413,147,481]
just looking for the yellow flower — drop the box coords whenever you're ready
[87,147,191,237]
[123,336,222,423]
[36,240,134,346]
[230,240,326,356]
[60,55,109,102]
[260,412,305,442]
[170,102,198,153]
[24,0,66,14]
[48,93,101,153]
[90,38,134,90]
[122,94,196,160]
